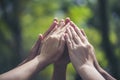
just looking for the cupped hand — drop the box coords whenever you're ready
[69,21,104,71]
[53,18,71,66]
[39,19,68,64]
[65,22,95,70]
[19,18,59,66]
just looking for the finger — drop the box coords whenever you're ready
[65,33,72,49]
[58,35,65,52]
[32,34,43,51]
[32,34,43,54]
[43,19,58,38]
[38,34,43,42]
[58,19,65,28]
[51,25,58,33]
[66,28,75,47]
[36,34,43,55]
[65,17,71,24]
[80,29,87,38]
[64,22,71,32]
[66,27,72,40]
[70,21,82,36]
[54,17,58,22]
[28,34,43,60]
[69,27,81,44]
[70,21,86,42]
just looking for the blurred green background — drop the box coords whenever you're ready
[0,0,120,80]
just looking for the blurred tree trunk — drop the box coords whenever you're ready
[98,0,120,79]
[0,0,22,68]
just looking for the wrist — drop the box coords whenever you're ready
[78,63,94,73]
[36,55,50,71]
[52,63,67,80]
[73,61,93,71]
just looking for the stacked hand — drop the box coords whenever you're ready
[0,18,116,80]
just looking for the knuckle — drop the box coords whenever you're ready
[74,34,78,39]
[85,43,93,49]
[49,35,58,40]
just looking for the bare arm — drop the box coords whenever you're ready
[65,24,105,80]
[69,21,116,80]
[52,18,71,80]
[0,18,65,80]
[52,64,67,80]
[19,18,58,66]
[52,47,69,80]
[0,55,48,80]
[97,67,116,80]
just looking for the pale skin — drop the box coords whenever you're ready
[52,18,70,80]
[52,18,116,80]
[69,21,116,80]
[0,18,65,80]
[65,21,116,80]
[0,18,116,80]
[65,24,105,80]
[19,18,58,66]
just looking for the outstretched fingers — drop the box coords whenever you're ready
[80,29,87,39]
[65,17,71,24]
[58,35,65,53]
[58,19,65,28]
[31,34,43,53]
[69,26,81,44]
[65,33,72,49]
[43,18,58,38]
[70,21,87,43]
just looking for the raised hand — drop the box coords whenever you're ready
[19,18,58,66]
[65,25,94,68]
[52,18,71,80]
[54,18,71,65]
[69,21,116,80]
[65,22,105,80]
[18,34,43,66]
[38,19,67,65]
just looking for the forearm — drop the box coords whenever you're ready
[77,64,105,80]
[0,55,47,80]
[97,67,116,80]
[52,64,67,80]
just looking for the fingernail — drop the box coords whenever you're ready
[66,17,70,20]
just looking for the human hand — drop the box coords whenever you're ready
[19,19,58,66]
[39,19,67,65]
[65,21,95,70]
[69,21,107,74]
[51,18,71,80]
[54,18,71,66]
[65,21,114,80]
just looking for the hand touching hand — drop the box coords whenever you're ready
[65,21,105,80]
[39,19,66,65]
[54,18,71,66]
[19,18,58,66]
[65,25,94,68]
[52,18,71,80]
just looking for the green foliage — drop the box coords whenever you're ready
[1,0,120,79]
[20,1,109,79]
[68,6,93,25]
